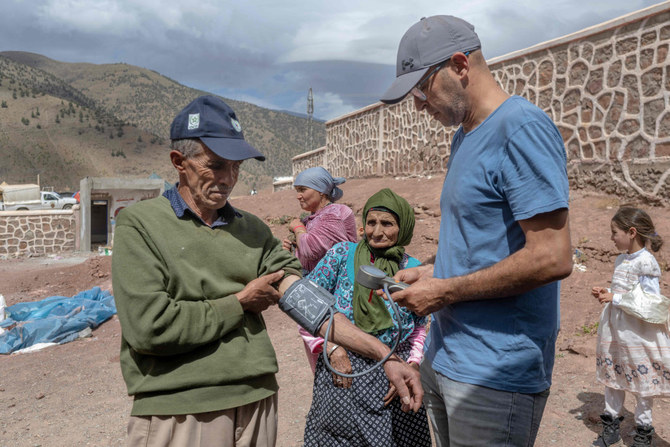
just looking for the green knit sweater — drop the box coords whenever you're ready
[112,196,302,416]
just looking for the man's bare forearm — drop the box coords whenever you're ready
[445,209,572,304]
[392,209,573,316]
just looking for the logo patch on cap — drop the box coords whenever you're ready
[401,58,414,71]
[231,118,242,132]
[188,113,200,130]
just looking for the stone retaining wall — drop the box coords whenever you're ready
[292,146,327,177]
[294,3,670,202]
[0,208,78,258]
[273,179,294,192]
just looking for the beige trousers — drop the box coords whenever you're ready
[127,394,278,447]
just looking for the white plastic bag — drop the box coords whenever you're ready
[617,283,670,324]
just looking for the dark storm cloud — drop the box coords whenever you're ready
[0,0,664,120]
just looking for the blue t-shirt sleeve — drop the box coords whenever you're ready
[501,120,569,221]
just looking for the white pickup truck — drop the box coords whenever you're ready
[0,184,78,211]
[39,191,78,210]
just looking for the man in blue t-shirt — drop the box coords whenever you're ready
[379,15,573,447]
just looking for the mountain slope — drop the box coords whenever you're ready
[0,51,325,192]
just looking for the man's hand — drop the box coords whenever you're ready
[235,270,285,313]
[376,264,445,316]
[393,264,433,285]
[384,361,420,406]
[390,277,450,316]
[382,355,423,413]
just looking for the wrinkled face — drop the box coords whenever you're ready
[180,144,242,212]
[365,210,399,249]
[295,186,325,213]
[610,221,633,252]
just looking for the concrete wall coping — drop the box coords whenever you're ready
[0,208,76,216]
[325,2,670,126]
[292,146,326,161]
[85,177,165,190]
[326,102,384,126]
[487,1,670,65]
[273,178,294,186]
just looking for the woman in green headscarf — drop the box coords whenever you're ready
[302,188,431,447]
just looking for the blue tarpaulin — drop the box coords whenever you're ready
[0,287,116,354]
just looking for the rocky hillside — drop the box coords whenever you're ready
[0,51,325,192]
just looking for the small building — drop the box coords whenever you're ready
[79,177,165,252]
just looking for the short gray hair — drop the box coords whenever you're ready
[170,139,204,159]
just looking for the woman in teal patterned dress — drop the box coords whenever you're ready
[302,188,431,447]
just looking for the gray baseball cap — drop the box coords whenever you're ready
[380,15,481,104]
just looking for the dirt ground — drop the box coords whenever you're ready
[1,176,669,447]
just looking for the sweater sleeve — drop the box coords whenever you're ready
[113,217,246,356]
[257,230,303,279]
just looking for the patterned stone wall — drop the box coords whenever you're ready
[273,147,328,191]
[273,179,294,192]
[327,106,382,177]
[0,209,78,258]
[488,6,670,202]
[292,146,328,177]
[297,4,670,202]
[379,100,454,176]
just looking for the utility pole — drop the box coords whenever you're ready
[306,87,314,151]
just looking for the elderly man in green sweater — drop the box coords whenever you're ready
[112,96,422,447]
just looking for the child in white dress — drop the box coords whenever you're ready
[592,207,669,447]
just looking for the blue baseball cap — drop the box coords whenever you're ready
[170,95,265,161]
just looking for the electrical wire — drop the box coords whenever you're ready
[321,282,401,378]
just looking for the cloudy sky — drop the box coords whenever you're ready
[1,0,664,120]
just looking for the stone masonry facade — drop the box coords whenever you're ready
[292,4,670,203]
[0,210,77,257]
[292,146,328,178]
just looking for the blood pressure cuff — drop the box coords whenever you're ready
[279,278,336,336]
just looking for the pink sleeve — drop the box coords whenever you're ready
[299,325,323,373]
[296,207,357,271]
[299,325,324,354]
[406,325,427,365]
